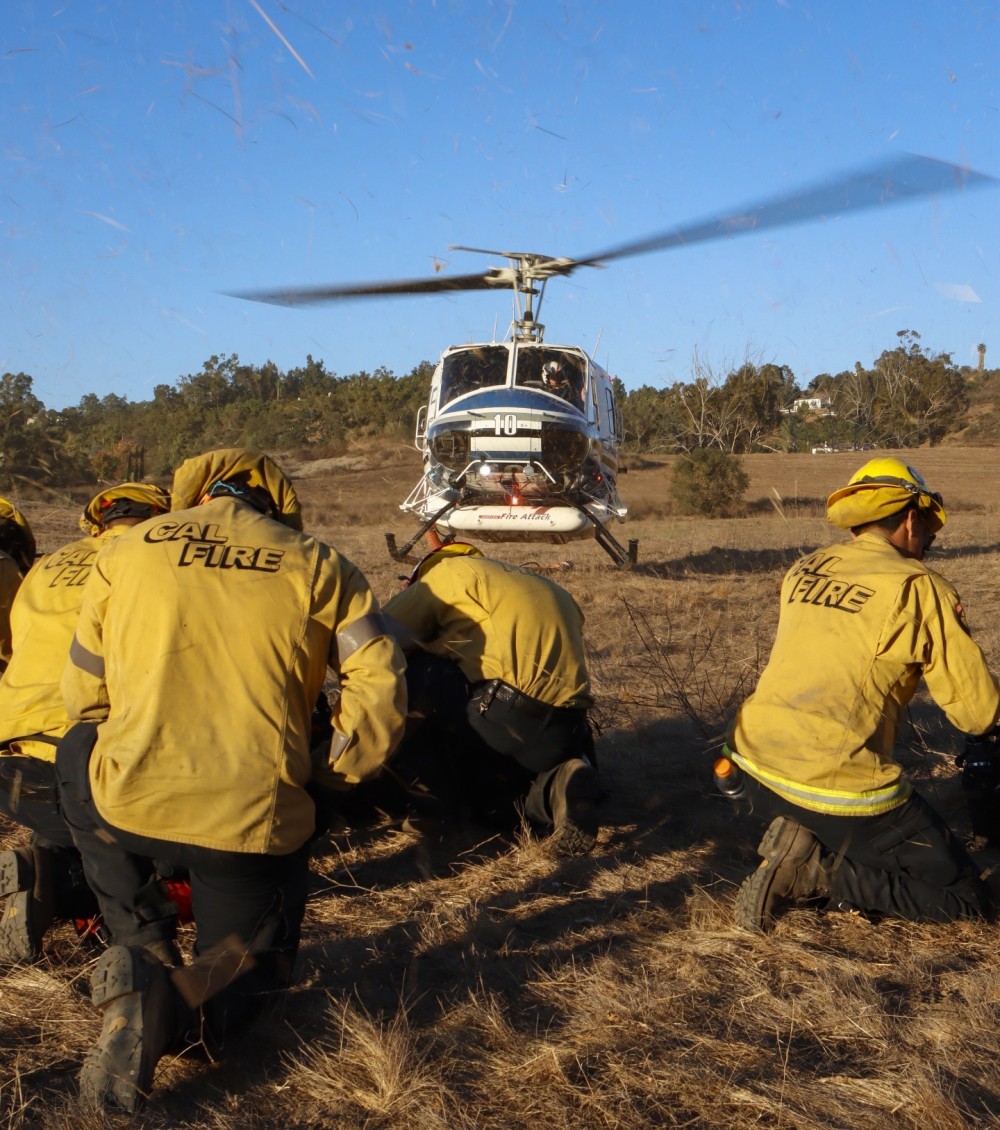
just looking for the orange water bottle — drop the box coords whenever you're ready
[713,756,746,802]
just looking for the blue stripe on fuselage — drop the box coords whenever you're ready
[436,387,584,418]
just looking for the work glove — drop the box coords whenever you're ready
[956,727,1000,792]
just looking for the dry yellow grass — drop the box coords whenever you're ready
[3,446,1000,1127]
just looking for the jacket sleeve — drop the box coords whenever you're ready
[323,561,407,787]
[60,548,112,722]
[381,583,440,644]
[915,573,1000,735]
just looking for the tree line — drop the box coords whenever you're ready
[0,331,996,489]
[619,331,996,455]
[0,355,433,488]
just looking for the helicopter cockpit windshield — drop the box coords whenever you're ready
[515,349,586,412]
[440,345,509,406]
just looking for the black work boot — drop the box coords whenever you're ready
[548,759,601,857]
[80,945,184,1112]
[0,845,57,963]
[735,816,831,932]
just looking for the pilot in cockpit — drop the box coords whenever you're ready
[543,360,584,408]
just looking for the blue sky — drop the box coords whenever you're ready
[2,1,997,409]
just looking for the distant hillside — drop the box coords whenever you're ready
[948,370,1000,445]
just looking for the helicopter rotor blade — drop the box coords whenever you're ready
[226,270,508,307]
[571,153,994,269]
[449,245,559,261]
[226,153,994,308]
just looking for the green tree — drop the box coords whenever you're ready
[0,372,70,483]
[868,330,967,446]
[719,362,795,452]
[670,448,749,517]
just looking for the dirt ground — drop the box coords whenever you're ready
[4,446,1000,1128]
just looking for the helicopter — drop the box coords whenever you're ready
[229,154,991,567]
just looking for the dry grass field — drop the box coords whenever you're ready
[5,445,1000,1128]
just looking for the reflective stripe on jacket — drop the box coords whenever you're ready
[727,746,913,816]
[730,530,1000,816]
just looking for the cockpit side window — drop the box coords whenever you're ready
[440,346,510,406]
[515,350,586,412]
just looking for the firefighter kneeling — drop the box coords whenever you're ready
[0,484,171,962]
[56,449,406,1112]
[382,543,601,855]
[725,458,1000,931]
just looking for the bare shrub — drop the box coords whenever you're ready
[621,596,768,741]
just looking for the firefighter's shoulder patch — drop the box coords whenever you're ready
[955,601,971,634]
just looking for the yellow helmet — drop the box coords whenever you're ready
[170,449,302,530]
[404,541,483,587]
[80,482,172,536]
[827,457,946,533]
[0,497,35,573]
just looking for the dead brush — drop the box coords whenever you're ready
[284,995,456,1128]
[7,450,1000,1128]
[620,596,768,743]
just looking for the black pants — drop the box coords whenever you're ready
[0,751,76,849]
[745,775,991,921]
[56,724,309,1029]
[399,653,594,825]
[0,751,99,920]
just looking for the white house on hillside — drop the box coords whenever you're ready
[788,396,835,414]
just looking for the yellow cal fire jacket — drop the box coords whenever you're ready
[730,530,1000,816]
[0,529,128,762]
[383,555,593,709]
[62,498,406,854]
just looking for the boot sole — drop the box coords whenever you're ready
[735,817,816,933]
[551,819,597,857]
[0,892,36,963]
[550,762,600,857]
[81,947,172,1113]
[0,850,39,963]
[735,866,774,933]
[0,850,32,898]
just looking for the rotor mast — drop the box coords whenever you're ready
[508,253,546,343]
[448,248,583,344]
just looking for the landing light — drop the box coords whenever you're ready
[480,462,493,477]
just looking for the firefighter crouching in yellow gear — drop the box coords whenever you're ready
[0,498,36,672]
[55,449,406,1113]
[0,484,170,965]
[724,457,1000,932]
[381,543,601,855]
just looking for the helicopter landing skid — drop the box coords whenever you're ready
[385,499,461,563]
[387,501,637,569]
[579,506,638,569]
